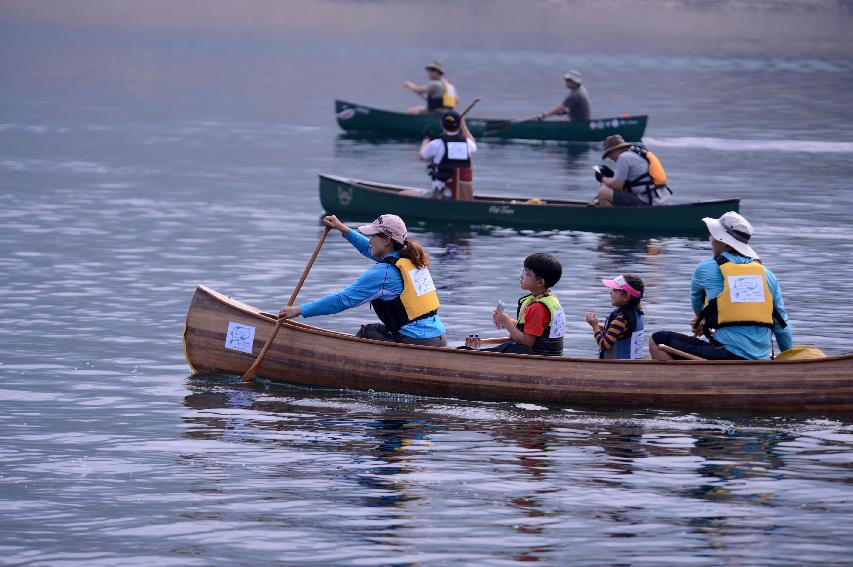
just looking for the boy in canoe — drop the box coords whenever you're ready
[467,253,566,356]
[585,274,646,359]
[404,59,459,114]
[649,212,793,360]
[278,214,447,347]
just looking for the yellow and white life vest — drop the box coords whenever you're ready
[697,257,782,335]
[371,257,440,331]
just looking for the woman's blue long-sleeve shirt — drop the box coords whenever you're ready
[691,251,793,359]
[299,230,446,339]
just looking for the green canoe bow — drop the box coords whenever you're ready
[319,174,740,236]
[335,100,647,142]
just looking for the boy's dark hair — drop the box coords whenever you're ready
[524,253,562,288]
[623,274,645,307]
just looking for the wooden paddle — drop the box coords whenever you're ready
[658,344,706,361]
[241,226,332,382]
[459,97,481,118]
[484,114,541,134]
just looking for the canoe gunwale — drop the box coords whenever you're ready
[320,173,741,211]
[335,99,648,142]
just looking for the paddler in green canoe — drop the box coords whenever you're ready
[536,69,591,122]
[404,60,459,114]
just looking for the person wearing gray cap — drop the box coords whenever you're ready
[404,60,459,114]
[536,70,590,122]
[649,211,793,361]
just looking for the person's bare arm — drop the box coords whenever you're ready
[404,81,427,95]
[539,103,567,120]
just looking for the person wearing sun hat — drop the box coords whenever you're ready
[649,211,793,361]
[404,59,459,114]
[591,134,672,207]
[586,274,646,359]
[278,214,447,346]
[537,69,591,122]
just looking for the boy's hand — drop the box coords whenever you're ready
[493,309,512,330]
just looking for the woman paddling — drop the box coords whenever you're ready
[278,214,448,346]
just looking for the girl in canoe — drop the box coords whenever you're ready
[585,274,646,359]
[467,252,566,356]
[278,214,447,347]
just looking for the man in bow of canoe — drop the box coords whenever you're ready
[591,135,672,207]
[278,214,448,347]
[404,60,459,114]
[536,69,591,122]
[649,212,793,361]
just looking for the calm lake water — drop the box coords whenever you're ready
[2,1,852,564]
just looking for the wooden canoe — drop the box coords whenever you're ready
[335,99,648,142]
[319,174,740,236]
[184,285,853,412]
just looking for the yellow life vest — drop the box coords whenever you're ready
[371,257,440,331]
[715,260,774,326]
[441,79,458,109]
[697,257,778,335]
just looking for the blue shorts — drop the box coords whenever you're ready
[652,331,745,360]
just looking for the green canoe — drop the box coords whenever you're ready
[319,174,740,236]
[335,100,647,142]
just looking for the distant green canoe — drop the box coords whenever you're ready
[319,174,740,236]
[335,100,647,142]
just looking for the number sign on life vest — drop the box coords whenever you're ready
[446,141,469,160]
[408,267,437,296]
[727,275,765,303]
[629,330,645,359]
[548,308,567,339]
[225,322,256,354]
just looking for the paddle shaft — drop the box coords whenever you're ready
[241,227,331,381]
[459,97,481,118]
[485,114,541,133]
[658,344,705,361]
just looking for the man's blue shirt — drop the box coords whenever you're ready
[691,251,793,359]
[300,230,446,339]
